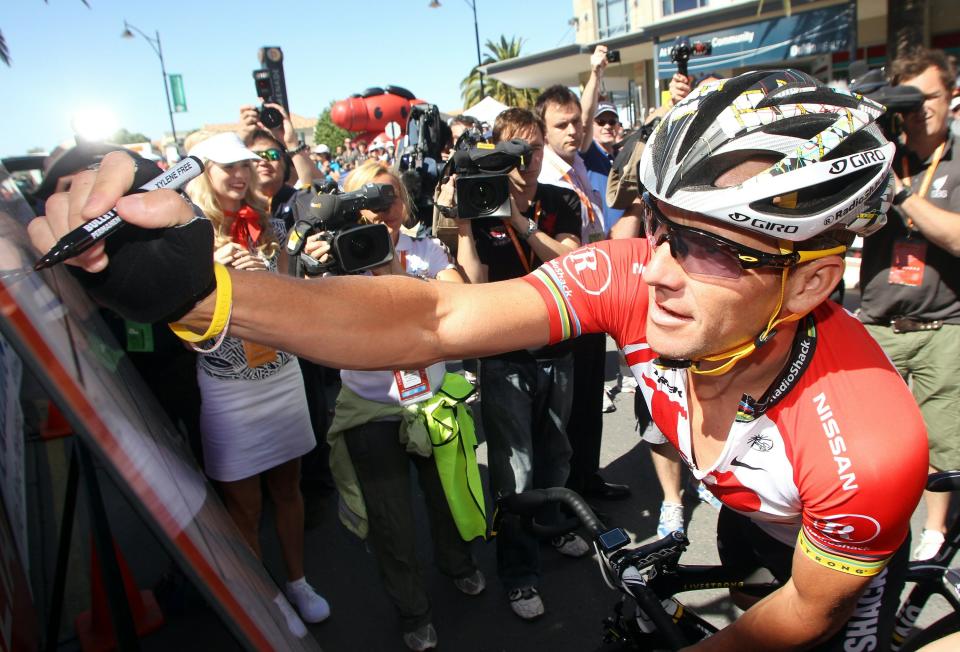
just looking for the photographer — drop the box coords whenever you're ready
[859,47,960,561]
[306,162,481,652]
[444,108,584,621]
[238,102,315,228]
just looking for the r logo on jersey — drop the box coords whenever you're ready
[563,247,612,296]
[811,514,881,544]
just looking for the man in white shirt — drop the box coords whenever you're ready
[534,51,631,504]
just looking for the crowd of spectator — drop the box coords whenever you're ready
[17,43,960,652]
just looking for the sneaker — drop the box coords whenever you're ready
[453,569,486,596]
[285,577,331,623]
[696,482,723,511]
[508,586,544,620]
[272,592,308,638]
[914,529,946,561]
[657,501,684,539]
[619,375,639,394]
[602,389,617,413]
[551,532,590,558]
[402,623,438,651]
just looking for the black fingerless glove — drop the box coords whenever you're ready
[69,212,216,324]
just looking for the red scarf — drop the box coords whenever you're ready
[225,205,262,247]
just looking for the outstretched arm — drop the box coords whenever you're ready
[579,45,608,153]
[28,152,551,369]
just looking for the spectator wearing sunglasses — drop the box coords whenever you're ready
[238,103,315,230]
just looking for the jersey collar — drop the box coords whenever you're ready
[735,313,818,422]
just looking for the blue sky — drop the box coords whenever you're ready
[3,0,575,157]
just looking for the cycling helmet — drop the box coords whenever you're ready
[638,69,894,242]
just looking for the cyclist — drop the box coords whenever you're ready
[31,69,928,650]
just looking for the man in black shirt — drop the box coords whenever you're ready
[859,47,960,561]
[450,108,583,621]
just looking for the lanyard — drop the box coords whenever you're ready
[902,141,946,229]
[562,171,598,225]
[547,155,598,225]
[502,201,541,274]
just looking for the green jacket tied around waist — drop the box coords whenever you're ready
[327,373,487,541]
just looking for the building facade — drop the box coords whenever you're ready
[485,0,960,127]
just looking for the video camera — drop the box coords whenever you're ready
[670,36,712,78]
[848,62,925,140]
[398,103,451,227]
[253,69,284,130]
[285,183,395,276]
[440,139,530,219]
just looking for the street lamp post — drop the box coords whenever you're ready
[121,20,179,151]
[429,0,485,98]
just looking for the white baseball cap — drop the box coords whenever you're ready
[188,132,260,164]
[313,143,330,154]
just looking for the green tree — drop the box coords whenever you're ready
[111,128,152,144]
[314,102,356,149]
[460,36,542,109]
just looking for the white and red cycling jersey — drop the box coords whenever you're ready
[523,239,928,576]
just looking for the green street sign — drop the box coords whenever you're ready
[169,74,187,112]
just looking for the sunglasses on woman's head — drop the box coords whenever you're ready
[254,148,283,162]
[641,192,812,279]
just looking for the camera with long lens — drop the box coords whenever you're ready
[398,103,451,226]
[670,36,712,78]
[253,69,283,130]
[441,139,530,219]
[285,183,395,276]
[848,62,925,141]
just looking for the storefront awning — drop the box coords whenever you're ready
[655,3,855,78]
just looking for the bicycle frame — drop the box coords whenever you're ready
[892,475,960,651]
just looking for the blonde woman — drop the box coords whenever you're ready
[186,132,329,626]
[308,162,481,652]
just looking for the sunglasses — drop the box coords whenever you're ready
[595,118,619,127]
[254,148,283,162]
[641,193,844,279]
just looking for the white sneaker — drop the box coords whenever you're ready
[272,592,308,638]
[508,586,544,620]
[619,375,639,394]
[602,389,617,413]
[914,529,946,561]
[285,577,331,623]
[402,623,438,651]
[551,532,590,558]
[657,501,684,538]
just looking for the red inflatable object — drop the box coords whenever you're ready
[331,85,427,144]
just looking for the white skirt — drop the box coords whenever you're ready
[198,360,316,482]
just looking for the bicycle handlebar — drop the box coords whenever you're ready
[927,470,960,493]
[498,487,607,536]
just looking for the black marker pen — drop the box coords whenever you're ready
[33,155,205,271]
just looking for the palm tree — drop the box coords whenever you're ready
[460,35,542,109]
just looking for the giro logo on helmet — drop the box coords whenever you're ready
[828,149,887,175]
[729,212,751,222]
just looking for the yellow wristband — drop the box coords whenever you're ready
[168,263,232,343]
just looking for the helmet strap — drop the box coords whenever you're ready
[689,241,800,377]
